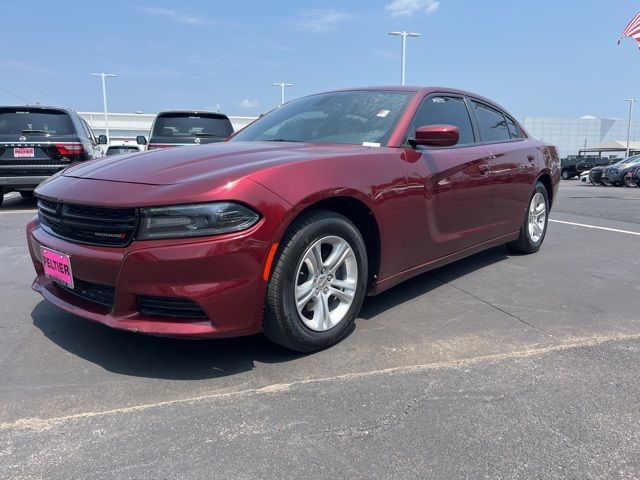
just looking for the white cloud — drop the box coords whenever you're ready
[295,9,352,33]
[137,6,211,25]
[235,98,260,109]
[385,0,440,17]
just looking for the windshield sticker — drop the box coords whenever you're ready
[376,109,390,118]
[362,142,381,148]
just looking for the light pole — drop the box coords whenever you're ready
[625,99,638,158]
[388,31,420,86]
[90,73,116,142]
[273,82,293,106]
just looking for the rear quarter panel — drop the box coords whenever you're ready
[539,143,560,205]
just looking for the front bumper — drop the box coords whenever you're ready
[27,216,272,338]
[1,175,49,188]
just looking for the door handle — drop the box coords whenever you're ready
[527,154,535,162]
[478,163,490,175]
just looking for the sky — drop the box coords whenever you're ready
[1,0,640,121]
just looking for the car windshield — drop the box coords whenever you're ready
[152,113,233,139]
[230,90,413,146]
[0,108,74,136]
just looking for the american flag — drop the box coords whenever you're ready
[619,12,640,48]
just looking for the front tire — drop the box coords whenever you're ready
[624,175,636,188]
[264,210,368,352]
[506,182,549,254]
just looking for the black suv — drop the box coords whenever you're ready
[575,156,613,173]
[560,156,580,179]
[146,111,234,150]
[0,106,105,206]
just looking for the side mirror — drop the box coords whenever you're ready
[136,135,147,146]
[97,135,108,145]
[409,124,459,148]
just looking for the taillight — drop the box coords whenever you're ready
[55,143,84,158]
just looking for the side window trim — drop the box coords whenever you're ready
[402,92,477,148]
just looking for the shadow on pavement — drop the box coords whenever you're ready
[31,246,510,380]
[31,302,303,381]
[359,246,510,319]
[2,194,38,210]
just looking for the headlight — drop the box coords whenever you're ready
[137,202,260,240]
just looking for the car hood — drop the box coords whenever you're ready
[62,141,368,186]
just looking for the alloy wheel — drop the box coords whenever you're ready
[294,235,358,332]
[527,192,546,243]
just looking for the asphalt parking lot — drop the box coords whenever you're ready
[1,182,639,479]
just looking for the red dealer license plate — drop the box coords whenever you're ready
[41,247,74,289]
[14,147,34,158]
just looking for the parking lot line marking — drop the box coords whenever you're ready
[550,219,640,236]
[0,210,37,215]
[3,332,640,432]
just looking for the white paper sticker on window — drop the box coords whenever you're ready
[362,142,381,147]
[376,109,390,118]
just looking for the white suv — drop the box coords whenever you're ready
[105,140,146,156]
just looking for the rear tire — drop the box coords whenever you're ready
[561,170,570,180]
[506,182,549,254]
[264,210,368,352]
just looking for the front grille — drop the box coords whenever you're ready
[139,296,208,319]
[37,199,138,247]
[57,279,115,308]
[590,169,603,182]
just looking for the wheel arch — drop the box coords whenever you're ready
[272,194,381,288]
[537,171,554,207]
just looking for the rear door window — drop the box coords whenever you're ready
[505,116,522,139]
[151,113,233,140]
[470,101,511,143]
[0,108,75,136]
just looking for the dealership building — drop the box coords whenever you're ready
[523,116,640,159]
[80,111,640,160]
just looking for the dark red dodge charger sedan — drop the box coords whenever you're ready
[28,87,559,351]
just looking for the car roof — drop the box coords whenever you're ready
[155,110,230,119]
[108,140,140,147]
[0,105,78,115]
[304,86,513,117]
